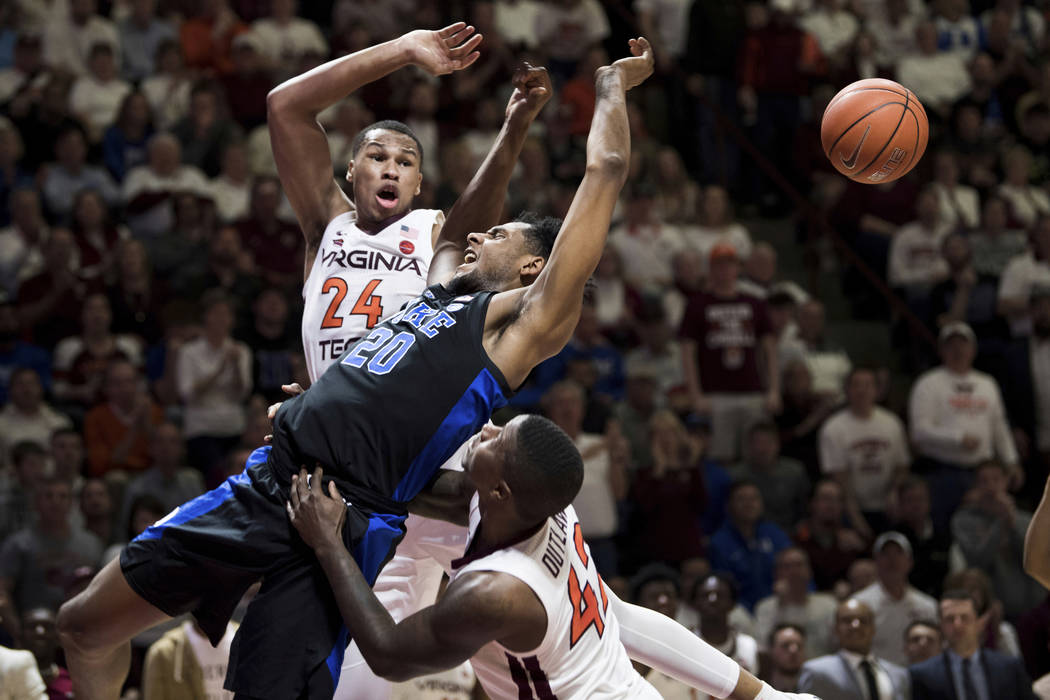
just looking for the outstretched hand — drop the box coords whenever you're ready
[402,22,483,77]
[287,466,347,551]
[505,62,552,125]
[603,37,654,91]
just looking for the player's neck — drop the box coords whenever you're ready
[357,208,413,235]
[474,513,543,553]
[699,618,730,644]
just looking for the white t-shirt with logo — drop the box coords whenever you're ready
[819,406,910,511]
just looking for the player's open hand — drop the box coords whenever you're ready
[603,37,653,92]
[401,22,483,77]
[505,62,552,125]
[287,466,347,551]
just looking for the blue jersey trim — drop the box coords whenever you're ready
[133,447,268,542]
[392,368,508,502]
[324,510,406,686]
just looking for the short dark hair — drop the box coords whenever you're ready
[940,588,980,614]
[9,366,41,386]
[691,571,739,604]
[504,414,583,525]
[350,120,424,166]
[845,364,879,387]
[770,623,806,647]
[629,563,681,602]
[11,441,46,467]
[514,211,563,262]
[727,479,760,500]
[904,619,940,640]
[747,420,778,438]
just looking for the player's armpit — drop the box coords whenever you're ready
[408,471,472,526]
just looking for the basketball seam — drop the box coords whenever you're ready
[902,106,922,175]
[851,89,909,182]
[824,102,908,159]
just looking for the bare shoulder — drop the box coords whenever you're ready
[435,570,543,631]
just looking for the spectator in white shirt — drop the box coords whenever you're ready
[209,141,251,223]
[853,532,939,667]
[687,185,754,275]
[795,299,852,399]
[999,146,1050,229]
[998,216,1050,337]
[532,0,610,82]
[754,548,838,658]
[931,149,980,231]
[820,366,910,534]
[69,42,132,144]
[868,0,920,69]
[888,187,952,297]
[141,40,191,131]
[935,0,981,57]
[122,132,209,239]
[543,380,626,576]
[909,322,1020,530]
[609,182,684,292]
[0,368,71,468]
[43,0,121,76]
[250,0,328,79]
[800,0,859,66]
[896,21,972,119]
[175,289,251,482]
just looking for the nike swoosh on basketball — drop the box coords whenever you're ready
[840,124,871,170]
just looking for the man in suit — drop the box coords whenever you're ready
[798,598,911,699]
[910,589,1037,700]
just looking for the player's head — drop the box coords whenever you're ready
[347,120,424,225]
[463,414,583,526]
[448,211,563,295]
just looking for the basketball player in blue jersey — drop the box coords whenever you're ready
[256,19,553,699]
[58,30,649,700]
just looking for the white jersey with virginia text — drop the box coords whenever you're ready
[301,208,443,381]
[452,499,659,700]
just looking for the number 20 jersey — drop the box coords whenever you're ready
[451,498,660,700]
[301,208,443,382]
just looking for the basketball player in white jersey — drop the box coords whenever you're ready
[287,419,821,700]
[267,22,552,698]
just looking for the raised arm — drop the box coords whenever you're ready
[429,64,553,285]
[286,468,541,681]
[487,38,654,388]
[267,23,482,278]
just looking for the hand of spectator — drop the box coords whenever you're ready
[765,390,782,415]
[837,528,868,552]
[1008,463,1025,491]
[505,62,553,127]
[961,433,980,452]
[600,37,655,92]
[287,466,347,552]
[401,23,483,77]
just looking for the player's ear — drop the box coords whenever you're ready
[492,479,512,503]
[413,171,422,197]
[345,160,355,184]
[519,255,545,282]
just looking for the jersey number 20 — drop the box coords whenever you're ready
[568,522,609,648]
[321,278,384,330]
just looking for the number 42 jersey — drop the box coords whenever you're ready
[451,499,660,700]
[301,208,443,383]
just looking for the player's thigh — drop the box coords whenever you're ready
[58,558,172,651]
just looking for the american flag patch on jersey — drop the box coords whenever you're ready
[400,224,419,240]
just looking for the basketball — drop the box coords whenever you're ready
[821,78,929,184]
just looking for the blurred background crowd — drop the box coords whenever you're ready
[2,0,1050,697]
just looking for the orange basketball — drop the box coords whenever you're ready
[821,78,929,184]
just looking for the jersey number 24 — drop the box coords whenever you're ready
[321,278,384,330]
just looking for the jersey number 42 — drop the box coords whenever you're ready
[568,522,609,649]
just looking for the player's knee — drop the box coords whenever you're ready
[57,597,104,656]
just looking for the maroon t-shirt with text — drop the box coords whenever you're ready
[678,291,772,394]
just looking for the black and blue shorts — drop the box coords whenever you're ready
[121,446,406,698]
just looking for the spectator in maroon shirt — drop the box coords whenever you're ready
[70,188,127,286]
[17,227,96,350]
[794,479,868,592]
[234,175,302,290]
[680,242,780,462]
[220,33,274,131]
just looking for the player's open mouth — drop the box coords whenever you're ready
[463,250,477,263]
[376,186,399,210]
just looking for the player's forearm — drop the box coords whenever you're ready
[268,37,411,117]
[313,542,406,679]
[441,117,532,248]
[1024,478,1050,588]
[587,68,631,180]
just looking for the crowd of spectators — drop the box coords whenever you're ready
[0,0,1050,697]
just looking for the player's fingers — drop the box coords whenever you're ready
[285,501,294,518]
[289,481,300,509]
[312,466,325,495]
[436,21,467,39]
[264,434,272,443]
[446,25,476,47]
[450,32,482,57]
[454,51,482,71]
[327,480,342,501]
